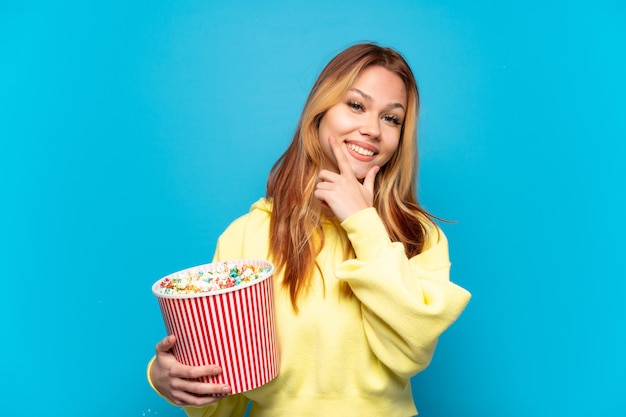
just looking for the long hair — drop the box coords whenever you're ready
[266,43,434,310]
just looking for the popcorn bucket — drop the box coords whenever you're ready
[152,260,279,394]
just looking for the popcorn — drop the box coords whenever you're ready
[157,261,272,295]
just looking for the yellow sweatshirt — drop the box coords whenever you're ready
[153,198,471,417]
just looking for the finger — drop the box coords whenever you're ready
[315,181,333,191]
[175,363,224,380]
[313,188,331,208]
[176,379,232,398]
[362,166,380,195]
[328,136,354,176]
[156,334,176,353]
[172,386,230,407]
[317,169,339,184]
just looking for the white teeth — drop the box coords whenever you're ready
[347,143,375,156]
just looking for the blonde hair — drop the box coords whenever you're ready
[266,43,433,309]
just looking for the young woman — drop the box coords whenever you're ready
[148,43,471,417]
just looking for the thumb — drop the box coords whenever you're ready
[362,166,379,195]
[156,334,176,354]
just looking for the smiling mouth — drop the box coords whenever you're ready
[347,143,376,157]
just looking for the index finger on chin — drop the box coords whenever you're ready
[328,136,353,176]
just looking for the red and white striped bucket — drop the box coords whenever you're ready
[152,260,279,394]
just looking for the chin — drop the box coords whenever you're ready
[351,167,370,181]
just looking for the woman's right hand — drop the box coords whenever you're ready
[150,335,232,407]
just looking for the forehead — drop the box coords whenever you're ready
[350,66,407,106]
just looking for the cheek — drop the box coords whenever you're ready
[317,119,335,162]
[318,109,349,151]
[319,107,354,136]
[379,134,401,164]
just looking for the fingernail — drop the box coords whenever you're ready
[222,385,231,393]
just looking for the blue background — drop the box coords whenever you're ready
[2,1,625,415]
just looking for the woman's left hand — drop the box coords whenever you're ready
[314,136,379,222]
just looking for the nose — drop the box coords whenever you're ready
[359,114,381,139]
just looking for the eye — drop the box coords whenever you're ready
[383,114,402,125]
[348,100,364,111]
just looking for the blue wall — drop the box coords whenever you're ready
[2,1,625,415]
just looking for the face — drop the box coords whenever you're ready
[318,65,407,180]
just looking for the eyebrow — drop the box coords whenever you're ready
[349,88,406,112]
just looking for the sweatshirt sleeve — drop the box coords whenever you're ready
[336,207,471,379]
